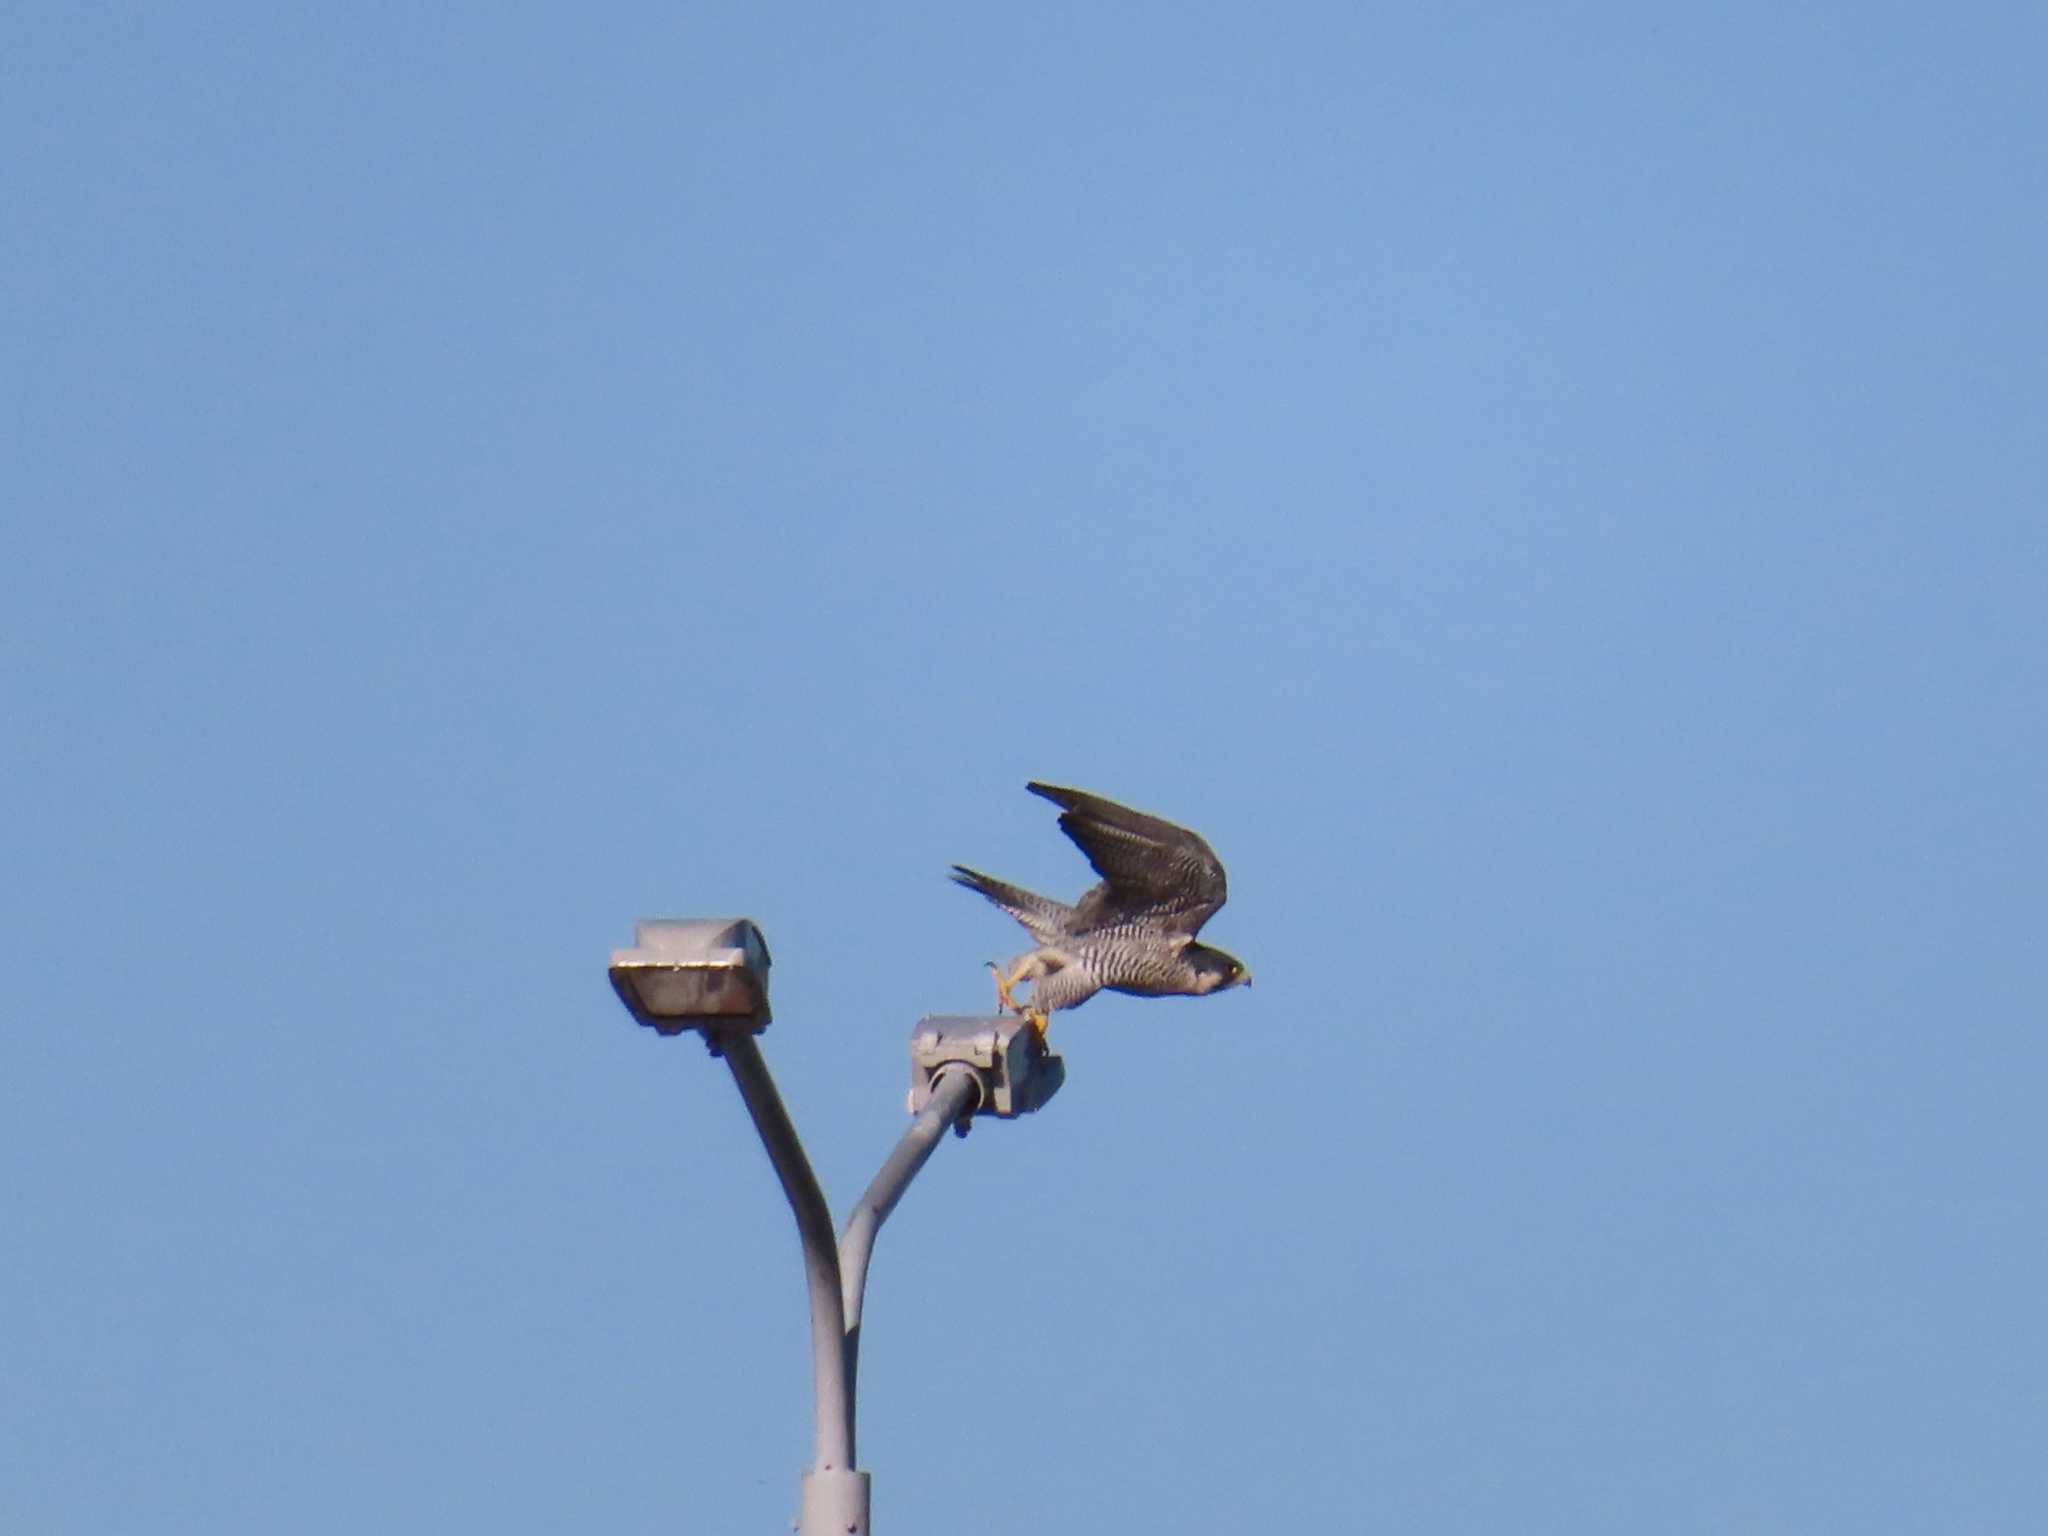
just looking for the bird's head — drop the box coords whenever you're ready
[1187,944,1253,994]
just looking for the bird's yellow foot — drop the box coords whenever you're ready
[987,961,1020,1014]
[1025,1009,1049,1042]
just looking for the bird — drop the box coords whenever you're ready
[951,782,1251,1036]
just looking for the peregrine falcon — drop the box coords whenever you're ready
[951,782,1251,1035]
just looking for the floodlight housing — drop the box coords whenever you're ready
[908,1015,1064,1118]
[609,918,772,1035]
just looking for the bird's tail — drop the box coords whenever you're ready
[949,866,1071,946]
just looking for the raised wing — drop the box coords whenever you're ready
[1027,781,1228,937]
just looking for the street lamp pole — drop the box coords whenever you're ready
[608,921,1061,1535]
[839,1063,982,1451]
[716,1030,857,1477]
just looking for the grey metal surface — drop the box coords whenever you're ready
[839,1064,981,1460]
[716,1031,854,1474]
[799,1468,871,1536]
[608,917,772,1034]
[608,933,1072,1532]
[909,1015,1065,1117]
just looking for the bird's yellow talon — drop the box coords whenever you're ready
[987,961,1020,1014]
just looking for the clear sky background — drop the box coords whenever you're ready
[4,4,2043,1532]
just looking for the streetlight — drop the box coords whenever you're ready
[607,918,1062,1535]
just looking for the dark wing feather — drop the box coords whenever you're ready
[948,865,1073,947]
[1026,782,1228,937]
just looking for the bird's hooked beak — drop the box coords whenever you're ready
[1239,967,1253,989]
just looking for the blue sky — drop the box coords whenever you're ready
[4,4,2044,1531]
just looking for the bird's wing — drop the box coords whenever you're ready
[1027,781,1228,937]
[948,865,1073,947]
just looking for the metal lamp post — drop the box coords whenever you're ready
[608,919,1062,1535]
